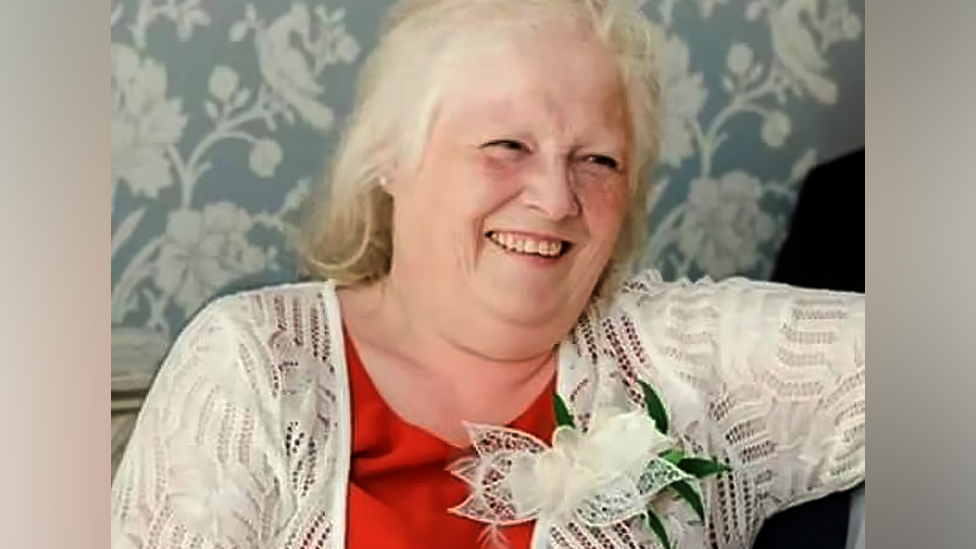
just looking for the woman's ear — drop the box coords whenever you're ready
[378,174,400,198]
[379,151,413,196]
[379,161,408,196]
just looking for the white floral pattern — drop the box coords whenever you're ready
[659,34,708,169]
[110,0,864,386]
[111,43,187,200]
[678,171,776,278]
[155,203,269,312]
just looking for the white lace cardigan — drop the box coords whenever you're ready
[111,270,865,549]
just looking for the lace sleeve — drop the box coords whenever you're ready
[111,299,290,549]
[710,279,865,515]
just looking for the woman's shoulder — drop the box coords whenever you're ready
[598,268,735,316]
[602,267,862,312]
[592,267,864,341]
[195,279,339,332]
[158,279,344,417]
[172,280,343,382]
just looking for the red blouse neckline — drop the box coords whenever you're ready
[343,330,555,549]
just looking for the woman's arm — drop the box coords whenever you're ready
[711,278,865,513]
[111,299,290,549]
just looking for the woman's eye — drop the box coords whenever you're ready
[483,139,528,152]
[583,154,621,172]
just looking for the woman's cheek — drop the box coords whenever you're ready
[579,177,628,225]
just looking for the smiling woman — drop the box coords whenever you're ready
[110,1,865,549]
[357,19,636,363]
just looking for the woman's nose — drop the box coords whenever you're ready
[522,162,580,220]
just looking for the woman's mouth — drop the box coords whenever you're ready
[485,230,572,259]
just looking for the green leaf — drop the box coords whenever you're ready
[645,510,671,549]
[660,449,685,464]
[677,457,732,479]
[553,393,575,429]
[638,379,669,434]
[670,480,705,522]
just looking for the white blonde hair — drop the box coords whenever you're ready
[298,0,665,290]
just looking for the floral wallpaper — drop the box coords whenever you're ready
[111,0,864,388]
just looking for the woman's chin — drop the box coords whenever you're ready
[478,287,573,329]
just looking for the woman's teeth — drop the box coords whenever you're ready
[486,231,566,258]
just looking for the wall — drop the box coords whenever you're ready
[111,0,864,385]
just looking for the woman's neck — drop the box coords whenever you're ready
[337,278,558,443]
[342,277,557,383]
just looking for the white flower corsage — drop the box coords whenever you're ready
[448,380,731,549]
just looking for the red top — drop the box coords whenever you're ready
[344,334,555,549]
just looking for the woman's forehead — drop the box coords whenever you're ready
[434,34,626,129]
[447,25,615,85]
[435,73,628,149]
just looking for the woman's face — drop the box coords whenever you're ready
[387,23,631,350]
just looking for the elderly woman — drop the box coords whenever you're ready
[111,1,865,548]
